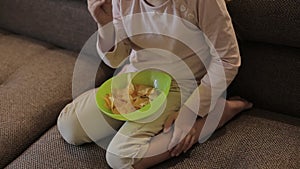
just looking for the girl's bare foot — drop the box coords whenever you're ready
[228,96,253,111]
[218,96,253,127]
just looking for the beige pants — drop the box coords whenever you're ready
[57,78,226,169]
[57,85,181,169]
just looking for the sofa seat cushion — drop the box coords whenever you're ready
[0,31,79,168]
[0,29,114,168]
[6,108,300,169]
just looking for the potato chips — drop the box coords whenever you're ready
[104,83,158,114]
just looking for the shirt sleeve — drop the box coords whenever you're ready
[96,0,132,68]
[183,0,241,117]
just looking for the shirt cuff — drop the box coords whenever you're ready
[97,25,115,53]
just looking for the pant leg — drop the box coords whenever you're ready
[105,92,227,169]
[198,97,226,143]
[141,97,227,160]
[57,88,124,145]
[106,90,181,169]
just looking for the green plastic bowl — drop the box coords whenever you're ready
[96,70,172,121]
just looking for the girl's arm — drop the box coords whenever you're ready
[183,0,241,117]
[93,0,132,68]
[168,0,241,152]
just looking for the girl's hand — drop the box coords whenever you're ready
[163,111,178,133]
[169,119,201,156]
[167,105,199,156]
[87,0,113,26]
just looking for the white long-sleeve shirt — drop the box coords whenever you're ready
[97,0,241,117]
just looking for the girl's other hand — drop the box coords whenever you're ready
[163,111,178,133]
[167,105,199,156]
[169,119,201,156]
[87,0,113,26]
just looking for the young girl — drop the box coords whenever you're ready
[57,0,253,168]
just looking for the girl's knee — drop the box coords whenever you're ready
[106,151,132,169]
[106,150,138,169]
[57,103,92,145]
[106,136,148,168]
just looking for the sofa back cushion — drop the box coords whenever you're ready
[228,41,300,117]
[227,0,300,48]
[0,0,96,53]
[226,0,300,117]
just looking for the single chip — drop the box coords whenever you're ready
[128,83,135,95]
[104,94,113,109]
[132,97,150,109]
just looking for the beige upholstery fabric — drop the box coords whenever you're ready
[0,29,114,168]
[6,109,300,169]
[0,0,97,52]
[0,31,78,168]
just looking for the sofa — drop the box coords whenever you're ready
[0,0,299,168]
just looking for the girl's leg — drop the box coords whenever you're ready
[105,91,181,169]
[57,88,124,145]
[133,97,253,169]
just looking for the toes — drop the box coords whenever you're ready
[245,102,253,109]
[227,96,254,111]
